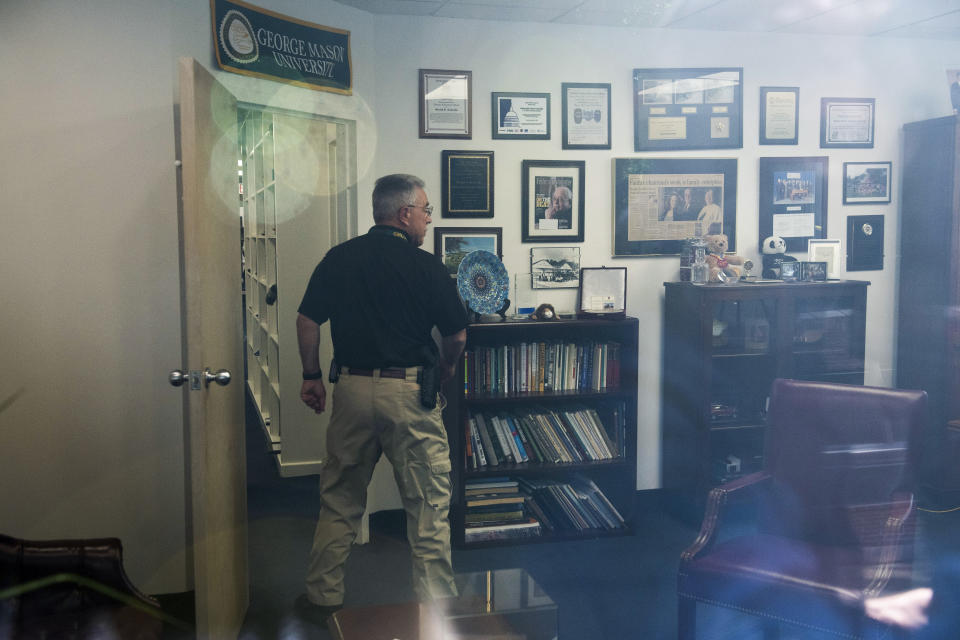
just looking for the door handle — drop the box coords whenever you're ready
[169,370,188,387]
[204,368,232,387]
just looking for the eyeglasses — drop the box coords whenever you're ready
[405,203,434,216]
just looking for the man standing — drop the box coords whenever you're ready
[542,184,573,229]
[294,174,468,626]
[679,187,698,221]
[697,188,723,235]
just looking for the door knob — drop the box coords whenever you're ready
[204,368,232,387]
[169,370,188,387]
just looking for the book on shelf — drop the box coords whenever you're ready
[464,518,541,543]
[471,413,499,466]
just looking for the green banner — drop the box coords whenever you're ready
[211,0,352,94]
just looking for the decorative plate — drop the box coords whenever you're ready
[457,250,509,314]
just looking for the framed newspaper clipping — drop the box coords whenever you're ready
[612,157,738,256]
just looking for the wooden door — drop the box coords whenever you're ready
[177,57,248,637]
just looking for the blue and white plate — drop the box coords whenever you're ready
[457,250,509,315]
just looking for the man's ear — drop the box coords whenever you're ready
[396,206,410,226]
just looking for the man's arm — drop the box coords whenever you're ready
[296,312,326,414]
[438,329,467,382]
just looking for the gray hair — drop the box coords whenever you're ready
[372,174,425,223]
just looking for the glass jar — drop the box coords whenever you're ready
[692,243,709,285]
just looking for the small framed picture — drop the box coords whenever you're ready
[820,97,875,149]
[433,226,502,278]
[521,159,586,243]
[807,239,842,279]
[842,161,891,205]
[759,87,799,145]
[491,92,550,140]
[441,150,493,218]
[419,69,472,139]
[847,214,884,271]
[578,267,626,319]
[780,261,799,282]
[562,82,611,149]
[799,261,827,282]
[531,247,581,289]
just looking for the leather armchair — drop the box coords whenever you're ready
[0,534,173,639]
[678,379,927,639]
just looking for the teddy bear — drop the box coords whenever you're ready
[704,233,746,282]
[761,235,797,279]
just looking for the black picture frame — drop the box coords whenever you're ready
[759,86,799,145]
[758,156,828,254]
[561,82,611,150]
[612,157,738,257]
[820,97,875,149]
[441,150,493,218]
[531,246,581,289]
[491,92,550,140]
[842,161,892,205]
[846,214,884,271]
[419,69,472,139]
[521,159,586,243]
[433,226,502,278]
[632,68,743,151]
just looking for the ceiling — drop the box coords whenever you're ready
[331,0,960,38]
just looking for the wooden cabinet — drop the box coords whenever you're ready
[442,318,639,547]
[661,281,868,499]
[898,115,960,496]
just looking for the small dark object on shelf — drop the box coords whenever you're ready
[531,303,557,321]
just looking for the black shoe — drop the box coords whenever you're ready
[294,593,342,626]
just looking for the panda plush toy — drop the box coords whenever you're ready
[761,236,797,279]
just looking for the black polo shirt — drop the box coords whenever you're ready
[298,225,468,369]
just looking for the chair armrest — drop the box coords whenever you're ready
[864,492,915,596]
[680,471,771,563]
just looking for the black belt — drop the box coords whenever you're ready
[345,367,416,379]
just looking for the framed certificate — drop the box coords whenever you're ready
[759,87,799,145]
[562,82,611,149]
[491,92,550,140]
[820,97,875,149]
[419,69,472,139]
[633,68,743,151]
[758,156,828,253]
[441,150,493,218]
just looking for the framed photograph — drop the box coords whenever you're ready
[433,227,502,278]
[820,97,875,148]
[807,239,842,278]
[521,160,585,243]
[843,161,891,205]
[612,157,738,257]
[531,247,581,289]
[492,92,550,140]
[632,68,743,151]
[847,214,884,271]
[759,87,799,145]
[758,156,828,254]
[578,267,626,319]
[441,150,493,218]
[419,69,472,139]
[562,82,611,149]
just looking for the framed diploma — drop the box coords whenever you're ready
[612,157,738,257]
[633,68,743,151]
[441,150,493,218]
[759,87,799,145]
[521,160,585,243]
[491,92,550,140]
[758,156,828,253]
[820,97,875,149]
[419,69,472,139]
[561,82,611,149]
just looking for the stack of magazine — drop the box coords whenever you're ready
[519,475,625,533]
[465,404,626,470]
[463,479,540,543]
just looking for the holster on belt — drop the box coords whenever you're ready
[417,365,439,409]
[328,358,340,384]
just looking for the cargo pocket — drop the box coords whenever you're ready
[426,453,452,510]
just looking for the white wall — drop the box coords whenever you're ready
[0,0,375,594]
[369,15,958,489]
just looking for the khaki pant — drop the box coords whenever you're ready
[305,368,457,605]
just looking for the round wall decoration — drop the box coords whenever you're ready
[456,250,509,315]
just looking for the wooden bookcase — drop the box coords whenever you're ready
[442,317,639,547]
[661,281,868,502]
